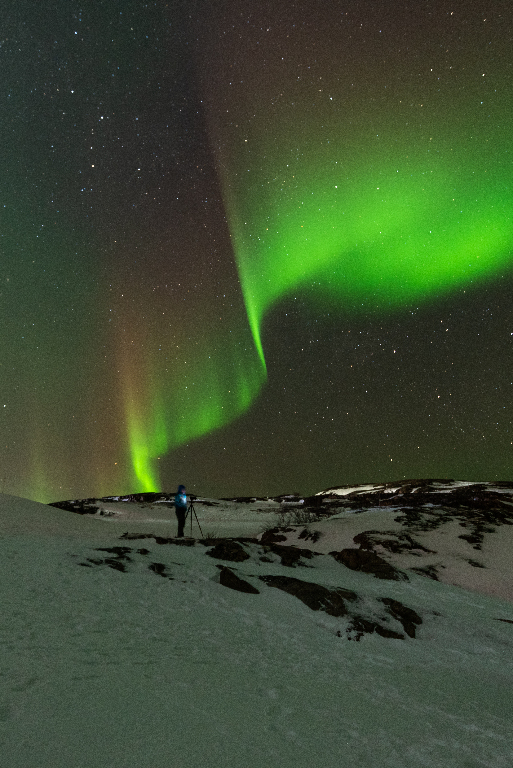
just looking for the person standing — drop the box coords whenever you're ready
[174,484,187,537]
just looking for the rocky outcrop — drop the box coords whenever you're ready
[77,540,423,642]
[344,618,404,641]
[52,499,100,515]
[149,562,172,579]
[353,530,434,555]
[260,529,290,544]
[298,528,322,542]
[330,548,408,581]
[410,565,439,581]
[258,574,421,640]
[218,566,260,594]
[259,574,357,616]
[380,598,422,638]
[263,543,316,567]
[79,546,133,572]
[206,539,251,562]
[155,536,196,546]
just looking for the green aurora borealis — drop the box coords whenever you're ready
[223,133,513,366]
[1,1,512,501]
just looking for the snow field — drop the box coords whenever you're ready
[1,530,513,768]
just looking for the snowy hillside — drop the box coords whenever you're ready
[1,482,513,767]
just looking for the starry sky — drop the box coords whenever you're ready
[1,0,512,503]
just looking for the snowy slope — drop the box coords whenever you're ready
[1,489,513,768]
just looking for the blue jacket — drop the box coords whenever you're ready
[175,492,187,509]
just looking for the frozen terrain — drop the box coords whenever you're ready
[1,480,513,767]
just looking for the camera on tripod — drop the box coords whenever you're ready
[185,494,203,536]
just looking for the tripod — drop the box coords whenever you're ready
[185,496,203,537]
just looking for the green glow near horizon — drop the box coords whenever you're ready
[125,390,168,493]
[122,323,266,493]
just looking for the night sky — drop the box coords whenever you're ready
[1,0,512,503]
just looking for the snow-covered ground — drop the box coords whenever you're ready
[1,486,513,767]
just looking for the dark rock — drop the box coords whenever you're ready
[393,507,447,532]
[155,536,196,546]
[85,557,127,572]
[137,548,150,555]
[303,494,325,508]
[458,531,488,550]
[149,562,171,578]
[458,533,483,549]
[298,528,322,542]
[330,548,408,581]
[259,574,357,616]
[468,559,485,568]
[206,540,250,562]
[353,531,380,550]
[260,529,290,544]
[96,546,133,560]
[50,498,99,514]
[380,598,422,638]
[81,504,100,515]
[264,543,316,567]
[354,530,435,554]
[410,565,439,581]
[199,538,223,547]
[81,546,134,573]
[345,617,404,641]
[218,566,260,594]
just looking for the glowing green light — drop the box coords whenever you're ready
[122,322,266,492]
[220,138,513,357]
[123,94,513,494]
[125,394,168,492]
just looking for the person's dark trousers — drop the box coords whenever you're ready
[175,507,186,537]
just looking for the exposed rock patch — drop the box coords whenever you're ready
[52,499,100,515]
[149,562,172,579]
[344,618,404,641]
[330,548,408,581]
[260,528,292,544]
[259,575,357,616]
[79,546,133,572]
[217,566,260,594]
[410,565,440,581]
[75,540,424,642]
[380,598,422,638]
[259,575,417,641]
[155,536,196,546]
[206,539,251,562]
[263,543,316,567]
[354,530,434,555]
[298,528,322,542]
